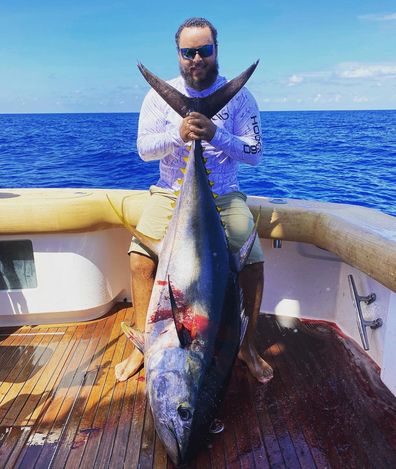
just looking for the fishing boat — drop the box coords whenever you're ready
[0,187,395,468]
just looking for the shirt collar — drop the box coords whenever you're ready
[183,75,227,98]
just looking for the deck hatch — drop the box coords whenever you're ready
[0,240,37,290]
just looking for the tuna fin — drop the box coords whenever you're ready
[137,61,259,118]
[106,194,160,260]
[168,277,192,348]
[137,63,191,117]
[234,209,261,272]
[240,308,249,347]
[121,322,145,354]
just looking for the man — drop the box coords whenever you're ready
[115,17,273,384]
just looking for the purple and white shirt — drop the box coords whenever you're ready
[137,75,262,196]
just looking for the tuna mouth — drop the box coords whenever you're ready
[168,419,182,464]
[166,419,193,465]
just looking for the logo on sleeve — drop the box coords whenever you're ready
[243,115,261,154]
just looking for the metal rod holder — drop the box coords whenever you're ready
[272,239,282,248]
[347,274,382,351]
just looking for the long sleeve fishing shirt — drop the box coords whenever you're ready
[137,75,262,196]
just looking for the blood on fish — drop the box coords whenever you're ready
[149,307,173,323]
[148,282,210,339]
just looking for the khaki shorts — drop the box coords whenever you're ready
[129,185,264,264]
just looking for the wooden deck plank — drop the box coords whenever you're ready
[60,310,120,468]
[268,342,318,469]
[219,386,242,469]
[0,328,52,423]
[236,373,270,469]
[76,305,128,468]
[138,402,156,468]
[33,318,113,468]
[0,328,50,414]
[263,341,322,469]
[107,333,139,468]
[152,429,169,469]
[294,320,396,468]
[1,328,65,427]
[228,364,262,469]
[0,324,85,469]
[41,314,114,468]
[86,309,131,468]
[269,332,332,469]
[15,327,75,427]
[1,308,396,468]
[122,369,148,468]
[12,323,91,468]
[0,327,79,469]
[0,327,31,369]
[271,321,343,469]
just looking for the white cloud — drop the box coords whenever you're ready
[359,12,396,21]
[287,74,304,86]
[284,62,396,86]
[353,96,370,103]
[336,63,396,79]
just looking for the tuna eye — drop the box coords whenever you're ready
[177,406,192,421]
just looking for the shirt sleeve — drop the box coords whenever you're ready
[209,88,262,166]
[137,90,185,161]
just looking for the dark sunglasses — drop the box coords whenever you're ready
[179,44,214,60]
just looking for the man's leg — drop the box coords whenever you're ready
[115,252,157,381]
[237,262,274,384]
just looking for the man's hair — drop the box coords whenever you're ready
[175,17,218,48]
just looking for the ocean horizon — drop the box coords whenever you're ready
[1,109,395,217]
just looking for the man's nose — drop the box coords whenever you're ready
[192,52,203,62]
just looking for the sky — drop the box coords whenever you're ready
[1,0,395,113]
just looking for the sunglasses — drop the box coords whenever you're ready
[179,44,214,60]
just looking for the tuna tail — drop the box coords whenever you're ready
[137,61,259,118]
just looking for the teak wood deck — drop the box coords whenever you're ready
[0,303,395,468]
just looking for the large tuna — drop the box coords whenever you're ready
[114,62,259,465]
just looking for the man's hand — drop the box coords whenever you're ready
[180,112,216,143]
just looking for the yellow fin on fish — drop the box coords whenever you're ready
[180,167,186,174]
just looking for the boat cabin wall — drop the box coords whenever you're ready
[0,228,131,326]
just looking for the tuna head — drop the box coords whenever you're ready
[148,346,210,465]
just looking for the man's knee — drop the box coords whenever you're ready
[129,252,157,280]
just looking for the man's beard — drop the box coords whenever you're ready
[180,60,219,91]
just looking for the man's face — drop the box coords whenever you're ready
[178,26,218,91]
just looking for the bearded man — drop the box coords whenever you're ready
[115,17,273,385]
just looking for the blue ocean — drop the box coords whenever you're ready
[0,110,395,217]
